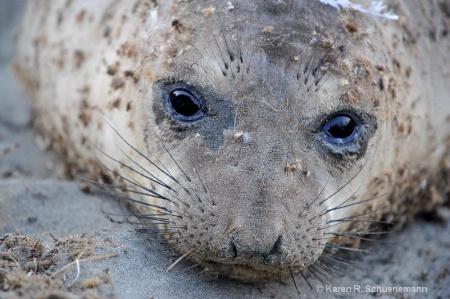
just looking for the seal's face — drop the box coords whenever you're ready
[139,0,380,281]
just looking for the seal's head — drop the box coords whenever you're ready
[124,0,383,281]
[12,0,450,284]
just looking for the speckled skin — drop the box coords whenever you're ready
[14,0,450,282]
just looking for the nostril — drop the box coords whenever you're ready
[227,234,284,258]
[230,238,238,258]
[269,236,283,255]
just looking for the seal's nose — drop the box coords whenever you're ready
[229,233,284,259]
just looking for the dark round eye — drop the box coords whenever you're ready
[169,89,202,117]
[322,114,357,142]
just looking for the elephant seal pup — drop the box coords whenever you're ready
[14,0,450,282]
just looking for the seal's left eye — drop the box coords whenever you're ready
[314,110,376,159]
[169,89,202,117]
[322,114,357,143]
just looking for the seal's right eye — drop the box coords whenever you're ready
[169,89,202,117]
[163,85,206,122]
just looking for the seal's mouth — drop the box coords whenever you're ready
[209,252,286,268]
[187,247,305,282]
[198,257,298,282]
